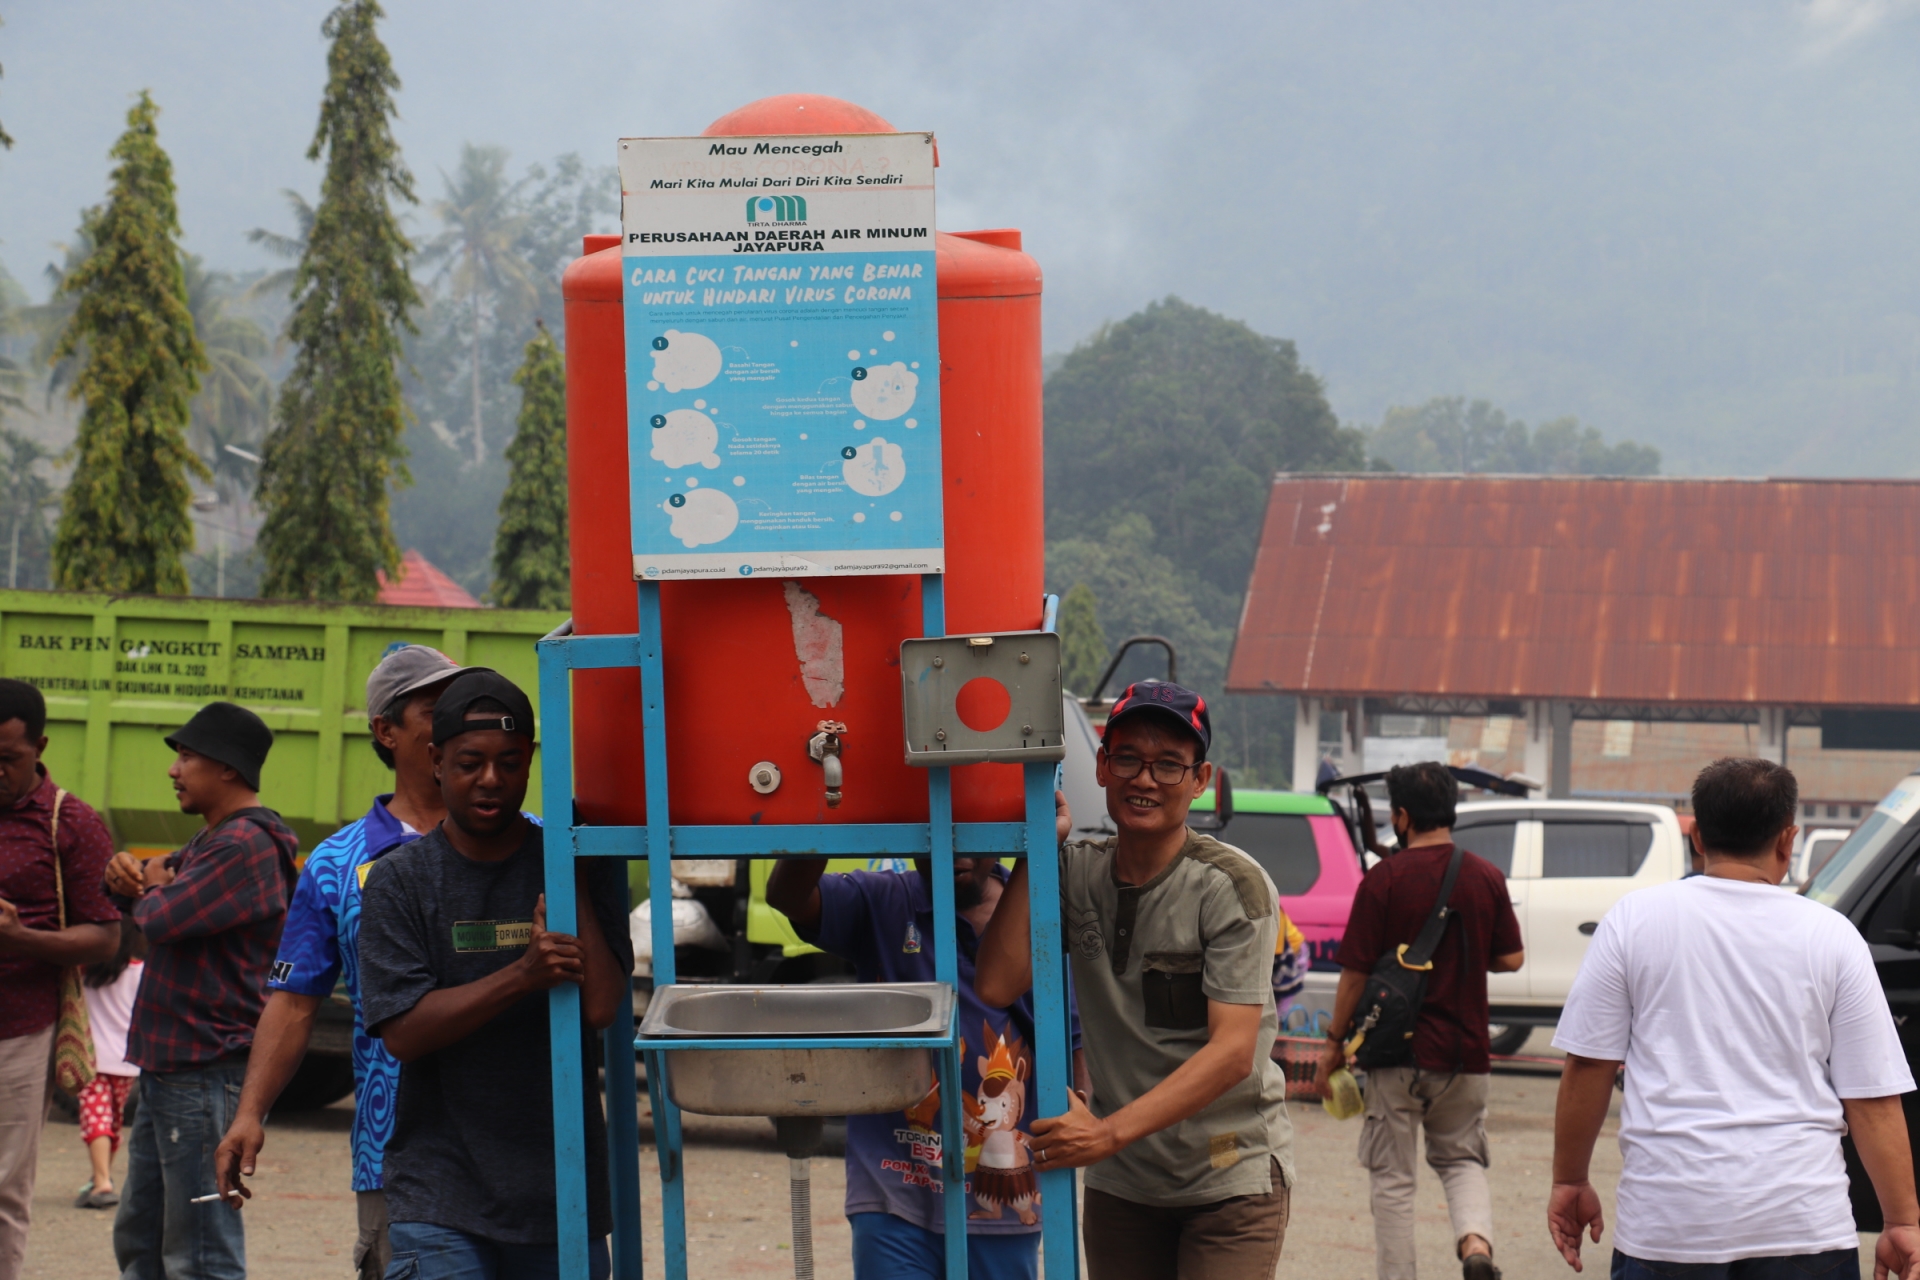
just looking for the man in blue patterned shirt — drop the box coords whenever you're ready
[214,645,483,1280]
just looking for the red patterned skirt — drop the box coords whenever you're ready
[78,1073,136,1151]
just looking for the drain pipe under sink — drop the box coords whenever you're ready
[774,1117,825,1280]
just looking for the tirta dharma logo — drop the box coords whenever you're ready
[745,195,807,224]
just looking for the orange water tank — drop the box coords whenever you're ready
[564,95,1044,829]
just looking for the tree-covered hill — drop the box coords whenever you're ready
[1043,299,1665,785]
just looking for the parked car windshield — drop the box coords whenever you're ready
[1806,775,1920,907]
[1542,820,1654,878]
[1454,819,1517,876]
[1224,813,1322,896]
[1806,809,1909,907]
[1802,832,1849,880]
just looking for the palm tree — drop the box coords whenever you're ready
[182,255,272,498]
[0,429,57,589]
[0,16,15,152]
[244,188,318,310]
[182,257,273,597]
[418,143,537,466]
[0,268,25,420]
[22,228,95,406]
[0,278,41,587]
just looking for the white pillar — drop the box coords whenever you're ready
[1550,701,1574,798]
[1756,707,1788,766]
[1522,700,1552,798]
[1292,697,1320,793]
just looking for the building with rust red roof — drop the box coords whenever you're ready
[1227,475,1920,813]
[376,550,481,609]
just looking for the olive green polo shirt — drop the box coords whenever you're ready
[1060,829,1294,1206]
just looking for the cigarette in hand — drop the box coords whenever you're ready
[190,1190,242,1204]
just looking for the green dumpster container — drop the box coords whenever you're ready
[0,588,567,855]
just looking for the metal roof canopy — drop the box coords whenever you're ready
[1227,474,1920,715]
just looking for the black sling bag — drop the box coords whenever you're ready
[1346,846,1464,1070]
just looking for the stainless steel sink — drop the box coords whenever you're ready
[640,983,951,1038]
[638,983,952,1117]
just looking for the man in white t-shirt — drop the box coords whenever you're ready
[1550,757,1920,1280]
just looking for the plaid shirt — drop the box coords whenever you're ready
[0,769,120,1039]
[122,807,299,1073]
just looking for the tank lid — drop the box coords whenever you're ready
[703,94,896,138]
[949,229,1022,252]
[935,231,1041,300]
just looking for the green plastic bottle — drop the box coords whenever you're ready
[1324,1067,1364,1120]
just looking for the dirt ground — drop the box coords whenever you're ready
[20,1034,1888,1279]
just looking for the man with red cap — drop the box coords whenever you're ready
[976,681,1293,1280]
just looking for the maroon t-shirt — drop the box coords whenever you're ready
[1334,843,1523,1073]
[0,769,121,1040]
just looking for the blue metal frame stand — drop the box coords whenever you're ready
[538,578,1079,1280]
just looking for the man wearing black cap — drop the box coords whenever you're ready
[216,643,487,1280]
[977,681,1293,1280]
[357,671,633,1280]
[101,701,299,1280]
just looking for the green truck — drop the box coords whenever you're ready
[0,588,565,851]
[1,587,566,1105]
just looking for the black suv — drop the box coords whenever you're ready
[1803,770,1920,1228]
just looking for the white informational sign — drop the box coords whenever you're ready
[618,132,943,580]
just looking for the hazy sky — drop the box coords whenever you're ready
[4,0,1919,475]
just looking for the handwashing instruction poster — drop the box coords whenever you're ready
[618,132,943,579]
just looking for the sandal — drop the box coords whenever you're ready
[1462,1255,1501,1280]
[73,1182,120,1209]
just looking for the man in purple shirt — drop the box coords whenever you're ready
[767,826,1081,1280]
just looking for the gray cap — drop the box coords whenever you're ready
[365,644,489,725]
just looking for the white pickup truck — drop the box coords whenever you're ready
[1294,799,1690,1054]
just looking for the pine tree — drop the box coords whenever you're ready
[50,92,208,595]
[1059,582,1109,696]
[490,324,568,609]
[255,0,418,601]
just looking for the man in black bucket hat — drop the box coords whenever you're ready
[163,701,275,790]
[102,700,298,1280]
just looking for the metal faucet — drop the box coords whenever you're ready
[807,720,846,808]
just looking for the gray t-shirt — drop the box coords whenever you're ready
[358,824,634,1243]
[1061,829,1293,1206]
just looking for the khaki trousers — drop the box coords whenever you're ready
[1082,1156,1290,1280]
[355,1189,391,1280]
[0,1026,54,1280]
[1358,1068,1493,1280]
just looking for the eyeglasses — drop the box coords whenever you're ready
[1104,752,1198,785]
